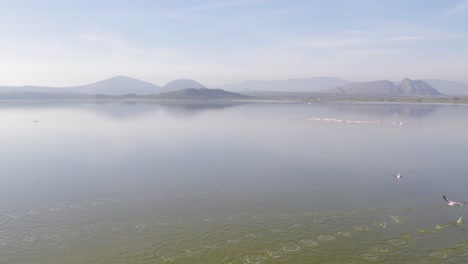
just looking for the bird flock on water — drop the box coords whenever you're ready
[308,117,405,126]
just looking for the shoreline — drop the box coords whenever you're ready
[0,95,468,105]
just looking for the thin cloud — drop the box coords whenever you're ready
[298,37,367,49]
[385,35,426,42]
[443,0,468,16]
[194,0,271,11]
[344,30,362,35]
[268,5,303,15]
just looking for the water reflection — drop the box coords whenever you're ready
[0,102,467,263]
[326,103,440,117]
[0,101,247,120]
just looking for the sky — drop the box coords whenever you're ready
[0,0,467,87]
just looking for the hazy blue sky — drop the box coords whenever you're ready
[1,0,467,86]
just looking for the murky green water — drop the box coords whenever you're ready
[1,102,468,263]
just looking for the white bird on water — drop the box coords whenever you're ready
[393,173,401,181]
[443,195,464,207]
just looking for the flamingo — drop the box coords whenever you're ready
[443,195,464,207]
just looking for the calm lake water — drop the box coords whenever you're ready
[1,101,468,263]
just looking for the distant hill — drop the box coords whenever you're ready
[68,76,162,95]
[152,88,250,100]
[399,78,441,96]
[328,80,399,95]
[220,77,350,92]
[2,76,464,99]
[326,78,442,96]
[423,79,468,95]
[162,79,205,92]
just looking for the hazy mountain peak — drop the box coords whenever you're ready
[69,76,162,95]
[327,80,399,95]
[154,87,249,100]
[163,79,205,92]
[326,78,443,96]
[90,75,150,84]
[398,78,442,96]
[105,75,137,81]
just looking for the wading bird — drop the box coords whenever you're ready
[443,195,464,207]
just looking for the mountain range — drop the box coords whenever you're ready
[423,79,468,95]
[0,75,467,96]
[162,79,205,93]
[67,76,161,95]
[148,88,250,100]
[328,78,442,96]
[219,77,350,92]
[219,77,468,95]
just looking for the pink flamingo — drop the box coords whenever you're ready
[443,195,464,207]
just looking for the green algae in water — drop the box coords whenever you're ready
[369,244,394,253]
[419,257,452,264]
[387,238,408,247]
[445,247,466,256]
[6,209,459,264]
[262,249,283,259]
[400,233,416,241]
[316,234,337,242]
[353,225,370,232]
[299,239,320,248]
[280,243,301,253]
[336,230,352,237]
[242,254,267,264]
[374,221,387,228]
[430,247,466,258]
[434,224,448,230]
[418,228,436,234]
[6,208,462,263]
[357,251,386,262]
[455,240,468,248]
[341,259,368,264]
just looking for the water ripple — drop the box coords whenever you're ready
[357,251,386,262]
[316,234,337,242]
[387,238,409,247]
[369,244,394,253]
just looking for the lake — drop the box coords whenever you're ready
[1,101,468,263]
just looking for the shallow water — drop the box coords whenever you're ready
[0,102,468,263]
